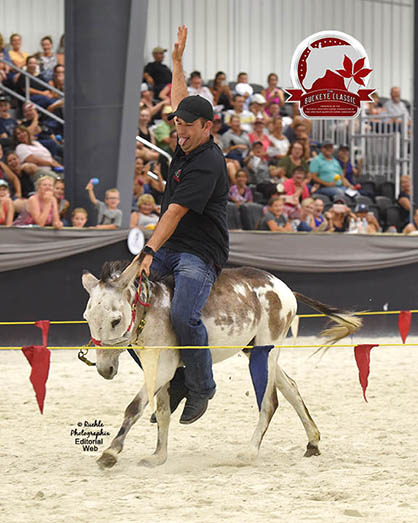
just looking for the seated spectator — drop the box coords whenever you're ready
[313,198,328,230]
[15,55,56,108]
[233,72,253,110]
[354,203,380,233]
[249,116,271,154]
[366,92,384,117]
[0,33,11,65]
[383,86,410,126]
[210,115,224,149]
[13,125,63,169]
[294,198,316,232]
[38,36,57,82]
[257,196,292,232]
[0,179,14,226]
[85,182,122,230]
[8,33,28,69]
[13,174,63,228]
[143,46,172,99]
[224,94,255,133]
[222,115,250,167]
[140,82,168,121]
[403,208,418,235]
[0,145,24,203]
[336,145,360,188]
[284,117,312,157]
[20,103,63,160]
[56,34,65,65]
[46,64,65,121]
[0,50,10,83]
[267,117,290,161]
[276,141,309,178]
[398,174,412,229]
[325,201,354,233]
[228,169,253,207]
[283,167,310,219]
[0,94,18,147]
[249,94,268,121]
[261,73,285,115]
[54,178,70,223]
[210,71,233,111]
[159,129,178,180]
[309,141,345,199]
[187,71,214,104]
[246,141,285,201]
[71,207,88,228]
[153,105,175,153]
[130,193,159,229]
[137,106,160,162]
[5,151,37,199]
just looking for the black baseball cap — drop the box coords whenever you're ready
[168,95,214,123]
[0,94,10,103]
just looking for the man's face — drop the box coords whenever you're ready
[11,35,21,50]
[26,58,38,74]
[175,116,211,154]
[230,116,241,132]
[190,76,202,89]
[322,145,334,158]
[233,96,245,112]
[293,171,305,185]
[238,74,248,83]
[295,124,307,138]
[391,87,401,102]
[337,149,349,162]
[153,51,165,63]
[0,101,10,116]
[253,144,264,157]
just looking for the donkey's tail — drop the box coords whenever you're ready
[293,292,362,348]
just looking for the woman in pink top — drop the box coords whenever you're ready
[13,125,63,169]
[262,73,285,116]
[14,175,63,228]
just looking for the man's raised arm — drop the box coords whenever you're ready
[171,25,189,111]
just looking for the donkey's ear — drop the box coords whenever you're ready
[114,259,140,289]
[82,271,99,294]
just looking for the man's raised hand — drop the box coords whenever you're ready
[172,25,188,63]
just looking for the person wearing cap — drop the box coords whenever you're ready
[153,105,176,153]
[144,46,172,99]
[0,179,14,226]
[136,26,229,425]
[308,141,345,199]
[355,203,380,233]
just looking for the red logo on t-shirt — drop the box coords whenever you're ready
[173,169,182,182]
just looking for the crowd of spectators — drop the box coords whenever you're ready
[0,33,415,235]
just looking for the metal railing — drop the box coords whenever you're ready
[311,111,411,196]
[0,57,64,124]
[136,135,172,163]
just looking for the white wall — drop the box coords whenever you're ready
[0,0,413,100]
[145,0,414,101]
[0,0,64,56]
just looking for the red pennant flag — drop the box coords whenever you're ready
[22,321,51,414]
[398,311,412,343]
[354,344,379,402]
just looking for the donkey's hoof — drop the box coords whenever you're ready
[236,447,258,465]
[138,454,166,468]
[304,442,321,457]
[97,449,118,469]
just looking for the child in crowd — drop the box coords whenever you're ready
[0,179,14,226]
[85,182,122,229]
[71,207,88,228]
[130,193,159,230]
[257,196,292,232]
[313,198,328,230]
[228,169,253,207]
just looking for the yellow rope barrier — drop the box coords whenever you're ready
[1,343,417,350]
[1,309,417,326]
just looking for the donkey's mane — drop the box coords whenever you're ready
[100,260,132,283]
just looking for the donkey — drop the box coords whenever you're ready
[82,259,361,469]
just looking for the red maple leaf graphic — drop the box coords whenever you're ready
[336,55,372,88]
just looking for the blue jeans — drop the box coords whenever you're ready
[150,248,218,399]
[315,186,345,199]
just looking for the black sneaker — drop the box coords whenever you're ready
[179,396,209,424]
[150,367,188,423]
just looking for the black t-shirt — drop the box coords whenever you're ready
[144,61,172,91]
[398,191,411,226]
[16,74,49,95]
[161,136,229,268]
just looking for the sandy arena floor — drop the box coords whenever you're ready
[1,336,418,523]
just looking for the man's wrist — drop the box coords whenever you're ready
[143,245,156,257]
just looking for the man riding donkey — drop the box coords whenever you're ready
[136,25,229,424]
